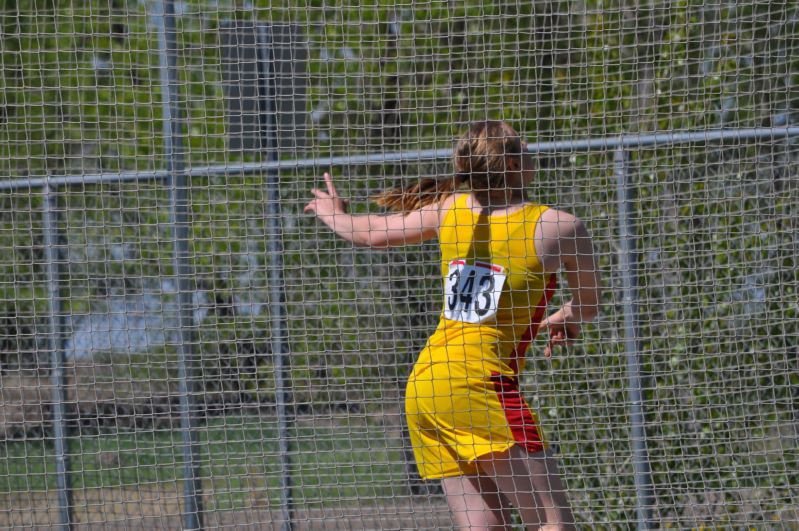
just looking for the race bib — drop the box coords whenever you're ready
[443,260,507,324]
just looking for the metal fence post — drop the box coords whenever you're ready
[614,147,656,529]
[42,184,73,530]
[257,26,295,531]
[151,1,204,529]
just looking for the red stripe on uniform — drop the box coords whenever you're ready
[491,372,544,453]
[508,274,557,375]
[475,261,504,273]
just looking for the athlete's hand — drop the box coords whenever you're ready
[304,172,348,218]
[541,309,581,359]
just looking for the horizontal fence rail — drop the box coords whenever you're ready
[3,126,799,192]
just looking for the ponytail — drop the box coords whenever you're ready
[371,174,466,213]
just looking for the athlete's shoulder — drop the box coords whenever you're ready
[538,207,579,228]
[443,192,468,209]
[433,192,464,222]
[536,208,590,248]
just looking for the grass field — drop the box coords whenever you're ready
[3,412,794,528]
[0,414,411,512]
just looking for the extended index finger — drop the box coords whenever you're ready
[323,172,337,197]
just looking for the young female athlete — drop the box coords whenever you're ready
[305,120,601,530]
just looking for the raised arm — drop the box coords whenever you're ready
[535,208,602,357]
[304,172,443,248]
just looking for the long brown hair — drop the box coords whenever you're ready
[371,120,524,212]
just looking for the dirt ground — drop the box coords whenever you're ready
[4,487,798,529]
[0,487,455,530]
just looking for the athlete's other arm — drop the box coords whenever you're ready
[304,172,443,248]
[535,209,602,358]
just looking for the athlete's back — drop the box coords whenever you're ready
[419,193,556,376]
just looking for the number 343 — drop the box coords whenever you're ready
[443,260,506,324]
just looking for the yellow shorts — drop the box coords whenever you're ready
[405,359,545,479]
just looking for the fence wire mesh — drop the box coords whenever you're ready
[1,1,797,529]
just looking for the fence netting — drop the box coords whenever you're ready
[1,1,797,528]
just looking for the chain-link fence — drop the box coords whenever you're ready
[1,1,797,528]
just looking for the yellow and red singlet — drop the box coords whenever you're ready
[405,194,556,479]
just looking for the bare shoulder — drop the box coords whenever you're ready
[538,207,584,238]
[399,192,460,238]
[535,208,594,271]
[429,192,461,223]
[440,192,463,210]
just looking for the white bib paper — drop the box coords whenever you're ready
[443,260,507,324]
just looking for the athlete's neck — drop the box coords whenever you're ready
[470,188,527,214]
